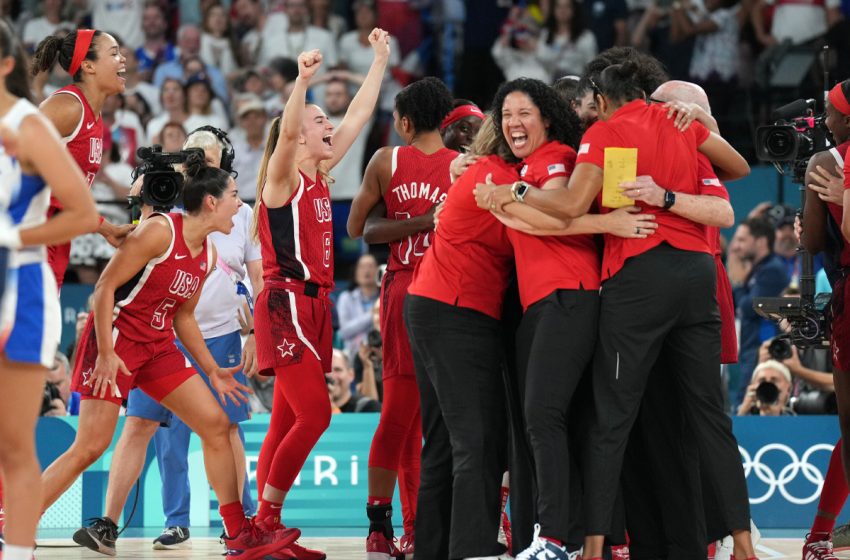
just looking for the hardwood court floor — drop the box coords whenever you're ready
[30,536,850,559]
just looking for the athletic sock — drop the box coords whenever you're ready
[3,544,34,560]
[257,499,283,525]
[811,439,849,537]
[366,497,393,538]
[219,501,247,538]
[541,535,563,547]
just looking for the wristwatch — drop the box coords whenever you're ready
[663,190,676,209]
[511,181,530,203]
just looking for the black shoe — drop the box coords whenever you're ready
[72,517,118,556]
[152,526,191,550]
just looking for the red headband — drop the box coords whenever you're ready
[68,29,95,77]
[441,104,485,131]
[829,83,850,116]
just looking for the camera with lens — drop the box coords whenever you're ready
[767,336,793,361]
[40,381,61,416]
[131,145,204,211]
[755,99,830,163]
[790,390,837,415]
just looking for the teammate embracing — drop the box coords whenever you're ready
[347,76,456,559]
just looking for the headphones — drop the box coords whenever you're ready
[189,125,237,177]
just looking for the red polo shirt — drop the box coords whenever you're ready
[509,141,601,309]
[408,155,516,320]
[576,100,711,279]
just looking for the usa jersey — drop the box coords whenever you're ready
[384,146,457,272]
[828,141,850,267]
[258,170,334,289]
[48,84,103,212]
[113,213,212,343]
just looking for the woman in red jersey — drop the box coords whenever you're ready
[249,32,389,560]
[0,21,99,560]
[31,29,135,290]
[39,155,298,560]
[485,60,754,560]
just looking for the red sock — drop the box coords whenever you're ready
[811,439,849,537]
[541,536,562,546]
[257,499,283,524]
[219,501,247,538]
[367,496,392,506]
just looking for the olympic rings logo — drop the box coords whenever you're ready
[739,443,834,505]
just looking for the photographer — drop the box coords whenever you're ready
[758,335,835,394]
[737,360,793,416]
[491,6,550,82]
[42,352,77,417]
[328,350,381,413]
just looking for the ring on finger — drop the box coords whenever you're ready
[635,226,640,235]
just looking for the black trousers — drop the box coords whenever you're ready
[405,295,508,560]
[515,289,599,542]
[583,245,750,537]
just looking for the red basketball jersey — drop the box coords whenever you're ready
[828,142,850,267]
[258,170,334,289]
[48,84,104,211]
[112,213,212,343]
[384,145,458,272]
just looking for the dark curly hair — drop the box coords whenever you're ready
[395,76,454,133]
[183,150,233,214]
[578,47,668,100]
[490,78,583,161]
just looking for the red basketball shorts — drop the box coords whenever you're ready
[381,269,415,379]
[70,314,195,405]
[254,287,333,375]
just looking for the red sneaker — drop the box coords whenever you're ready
[223,519,299,560]
[366,531,401,560]
[398,533,414,557]
[266,540,328,560]
[804,533,838,560]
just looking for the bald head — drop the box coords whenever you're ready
[652,80,711,115]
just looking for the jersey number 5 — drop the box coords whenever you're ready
[151,298,177,330]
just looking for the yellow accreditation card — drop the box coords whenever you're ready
[602,147,638,209]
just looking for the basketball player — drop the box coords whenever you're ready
[31,29,134,290]
[250,32,389,560]
[40,154,299,559]
[347,76,456,558]
[0,20,98,560]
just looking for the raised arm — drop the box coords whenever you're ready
[263,50,324,207]
[698,132,750,181]
[327,28,390,170]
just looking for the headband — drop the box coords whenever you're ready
[68,29,95,77]
[829,82,850,116]
[440,104,485,131]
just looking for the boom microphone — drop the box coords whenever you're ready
[771,99,814,121]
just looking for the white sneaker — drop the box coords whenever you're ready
[514,524,568,560]
[714,518,760,560]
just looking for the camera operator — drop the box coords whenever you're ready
[737,360,793,416]
[328,349,381,413]
[41,352,75,417]
[757,335,835,411]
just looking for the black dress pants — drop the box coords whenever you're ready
[406,295,508,559]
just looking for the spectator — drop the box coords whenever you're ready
[377,0,422,58]
[200,3,239,78]
[336,254,380,359]
[338,0,403,113]
[233,0,265,66]
[160,121,189,152]
[679,0,747,81]
[262,56,299,116]
[22,0,72,52]
[491,8,551,83]
[579,0,628,51]
[121,44,161,122]
[259,0,339,67]
[184,71,230,132]
[730,216,790,407]
[309,0,347,38]
[233,67,267,98]
[147,77,189,144]
[329,350,382,412]
[323,75,370,201]
[90,0,144,49]
[631,2,695,79]
[230,95,269,201]
[135,1,177,82]
[752,0,842,46]
[43,352,77,417]
[737,360,793,416]
[537,0,598,80]
[769,203,807,286]
[153,24,230,104]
